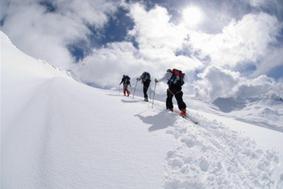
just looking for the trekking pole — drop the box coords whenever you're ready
[151,82,157,108]
[148,83,154,108]
[132,80,138,99]
[149,82,152,100]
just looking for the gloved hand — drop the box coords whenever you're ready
[154,78,158,83]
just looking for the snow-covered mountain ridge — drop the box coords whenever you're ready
[1,31,283,189]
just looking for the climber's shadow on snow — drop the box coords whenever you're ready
[135,110,176,132]
[121,99,142,103]
[107,94,123,97]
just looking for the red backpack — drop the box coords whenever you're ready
[168,69,185,86]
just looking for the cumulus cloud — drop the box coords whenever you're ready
[188,13,281,68]
[127,3,282,78]
[75,2,283,100]
[0,0,119,69]
[128,4,187,60]
[194,66,241,101]
[74,41,201,90]
[73,42,147,88]
[127,3,203,72]
[74,3,203,89]
[194,65,283,103]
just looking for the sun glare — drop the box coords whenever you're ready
[182,6,203,28]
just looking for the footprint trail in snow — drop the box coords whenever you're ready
[164,113,280,189]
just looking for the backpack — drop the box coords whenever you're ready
[168,69,185,86]
[124,76,130,85]
[141,72,150,82]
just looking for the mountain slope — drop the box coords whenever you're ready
[1,31,175,189]
[1,31,283,189]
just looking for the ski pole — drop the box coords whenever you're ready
[148,82,152,100]
[152,81,157,108]
[132,80,138,99]
[147,82,153,108]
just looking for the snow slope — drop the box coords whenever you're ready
[1,31,283,189]
[212,96,283,132]
[1,31,175,189]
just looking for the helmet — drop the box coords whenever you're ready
[167,69,171,72]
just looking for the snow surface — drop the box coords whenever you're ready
[1,31,283,189]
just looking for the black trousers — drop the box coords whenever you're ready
[143,80,150,99]
[166,85,186,111]
[123,84,130,96]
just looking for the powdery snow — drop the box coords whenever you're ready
[136,102,283,189]
[165,115,279,188]
[1,31,283,189]
[1,31,175,189]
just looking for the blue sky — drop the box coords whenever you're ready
[1,0,283,100]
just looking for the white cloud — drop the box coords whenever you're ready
[55,0,116,27]
[73,42,149,88]
[193,64,283,103]
[127,3,202,71]
[1,0,119,69]
[181,6,204,29]
[128,3,188,60]
[128,3,282,78]
[73,3,205,89]
[194,66,241,101]
[73,39,203,89]
[75,3,282,96]
[188,13,281,68]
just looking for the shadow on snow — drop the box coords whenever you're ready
[135,110,177,132]
[121,99,143,103]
